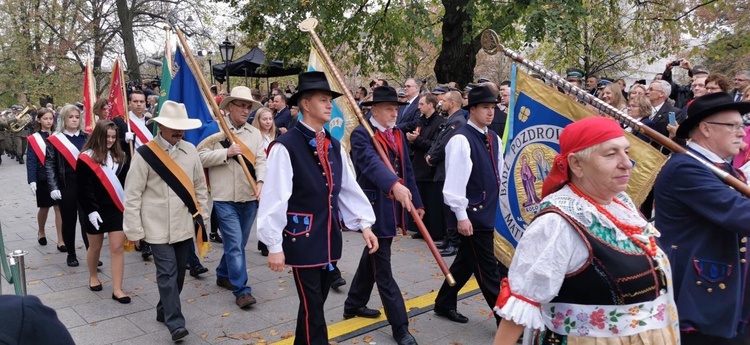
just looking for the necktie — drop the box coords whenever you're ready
[384,128,397,151]
[315,131,327,159]
[716,162,747,183]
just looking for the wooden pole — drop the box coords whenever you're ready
[174,29,258,195]
[480,29,750,197]
[299,18,455,286]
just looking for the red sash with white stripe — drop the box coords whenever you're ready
[129,113,153,147]
[47,133,81,170]
[78,153,125,212]
[27,133,47,165]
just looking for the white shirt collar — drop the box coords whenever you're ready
[369,117,392,132]
[650,102,664,119]
[407,94,418,105]
[467,119,488,134]
[63,129,80,137]
[299,120,324,136]
[157,133,178,153]
[688,141,727,163]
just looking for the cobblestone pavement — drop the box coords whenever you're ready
[0,156,497,344]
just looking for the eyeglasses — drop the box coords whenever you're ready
[231,101,253,111]
[706,121,746,132]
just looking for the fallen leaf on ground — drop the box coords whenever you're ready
[250,333,263,339]
[221,312,230,317]
[134,286,143,290]
[281,331,294,339]
[200,333,207,339]
[27,281,40,285]
[269,329,280,336]
[200,291,210,296]
[363,335,373,342]
[227,334,242,340]
[351,338,359,344]
[186,298,196,303]
[477,308,488,315]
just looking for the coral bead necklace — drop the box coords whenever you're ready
[568,183,657,257]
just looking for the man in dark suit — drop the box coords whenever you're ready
[396,78,422,132]
[647,80,686,139]
[425,91,466,257]
[655,92,750,345]
[346,86,422,345]
[731,71,750,102]
[272,93,294,134]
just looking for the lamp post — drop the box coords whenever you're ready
[218,37,235,90]
[197,49,214,84]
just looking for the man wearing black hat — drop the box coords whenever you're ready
[344,86,423,345]
[433,86,503,325]
[257,71,379,345]
[654,92,750,345]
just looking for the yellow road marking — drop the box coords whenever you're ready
[271,278,479,345]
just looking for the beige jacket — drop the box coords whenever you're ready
[123,138,209,244]
[198,119,266,202]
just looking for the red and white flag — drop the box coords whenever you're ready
[83,59,97,133]
[107,59,125,119]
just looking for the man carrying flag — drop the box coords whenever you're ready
[198,86,266,308]
[123,100,208,342]
[123,90,154,148]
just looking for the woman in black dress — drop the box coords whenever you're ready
[76,120,130,304]
[26,108,63,248]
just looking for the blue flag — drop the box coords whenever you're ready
[169,48,218,146]
[494,65,665,267]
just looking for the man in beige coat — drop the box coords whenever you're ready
[198,86,266,308]
[124,101,208,342]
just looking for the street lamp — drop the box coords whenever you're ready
[218,37,235,90]
[197,49,214,85]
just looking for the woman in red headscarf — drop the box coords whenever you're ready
[493,117,678,345]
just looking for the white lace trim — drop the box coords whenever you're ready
[495,296,545,330]
[543,185,658,242]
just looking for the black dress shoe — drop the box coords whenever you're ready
[411,232,424,239]
[98,261,103,267]
[67,255,79,267]
[216,278,235,290]
[434,307,469,323]
[38,237,47,246]
[439,246,458,257]
[156,313,165,323]
[141,245,152,260]
[394,331,418,345]
[57,245,67,252]
[189,265,209,277]
[89,283,103,291]
[343,306,381,319]
[330,277,346,290]
[170,327,189,341]
[209,231,223,243]
[112,293,131,304]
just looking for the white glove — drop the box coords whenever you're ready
[29,182,37,195]
[124,132,134,143]
[88,211,103,231]
[50,190,62,200]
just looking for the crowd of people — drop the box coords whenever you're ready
[5,57,750,344]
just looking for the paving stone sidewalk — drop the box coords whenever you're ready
[0,157,497,344]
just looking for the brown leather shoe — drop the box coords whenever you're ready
[236,293,257,308]
[216,278,235,291]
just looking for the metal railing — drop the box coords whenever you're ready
[0,223,29,295]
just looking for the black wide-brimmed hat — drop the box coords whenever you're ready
[288,71,343,106]
[463,85,500,110]
[361,86,407,106]
[676,92,750,138]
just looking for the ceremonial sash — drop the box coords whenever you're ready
[47,133,81,170]
[129,113,153,147]
[78,152,125,212]
[27,133,46,165]
[137,141,209,257]
[219,132,257,180]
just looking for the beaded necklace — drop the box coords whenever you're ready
[568,183,657,257]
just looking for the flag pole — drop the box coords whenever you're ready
[299,17,455,287]
[119,57,133,157]
[174,28,258,195]
[480,28,750,197]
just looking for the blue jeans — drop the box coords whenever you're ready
[214,201,257,296]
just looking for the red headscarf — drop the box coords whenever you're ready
[541,117,624,198]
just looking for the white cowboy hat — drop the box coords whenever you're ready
[147,101,202,130]
[218,86,261,110]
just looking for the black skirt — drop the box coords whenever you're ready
[35,181,57,208]
[85,204,124,235]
